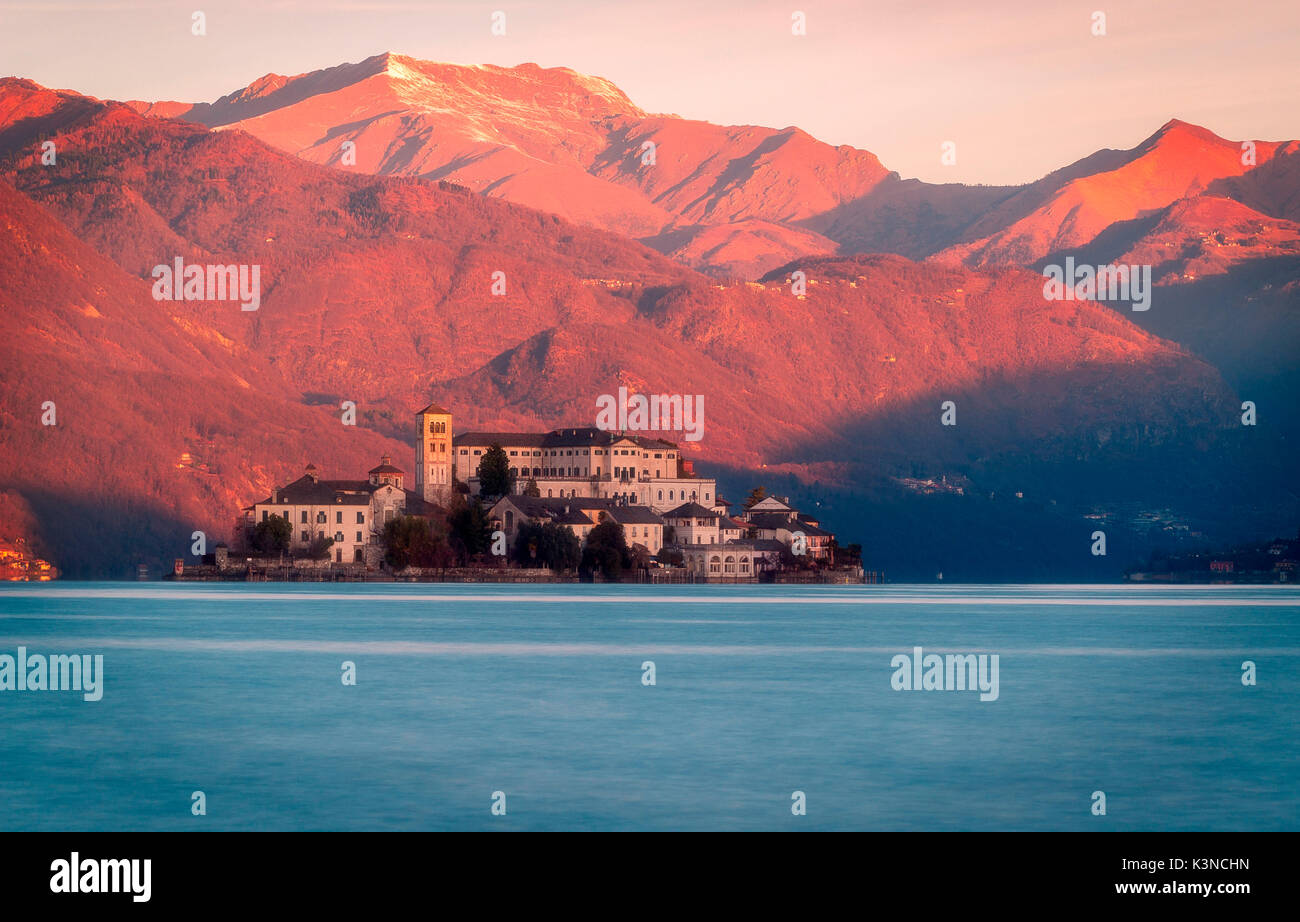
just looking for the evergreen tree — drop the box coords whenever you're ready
[251,514,292,554]
[449,499,492,563]
[582,520,629,579]
[477,443,514,498]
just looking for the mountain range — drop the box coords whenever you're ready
[1,53,1297,578]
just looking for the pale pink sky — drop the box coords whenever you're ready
[1,0,1297,184]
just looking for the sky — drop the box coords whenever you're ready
[1,0,1297,184]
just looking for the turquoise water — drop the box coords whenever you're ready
[0,582,1296,831]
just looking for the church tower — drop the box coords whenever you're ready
[415,403,453,503]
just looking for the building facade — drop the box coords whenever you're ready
[415,403,454,504]
[454,427,720,514]
[489,495,667,556]
[247,458,434,564]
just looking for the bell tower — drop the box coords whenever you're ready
[415,403,453,503]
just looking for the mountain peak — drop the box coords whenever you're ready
[1145,118,1232,150]
[354,52,645,118]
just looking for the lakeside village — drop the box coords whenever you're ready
[175,403,870,583]
[1125,531,1300,584]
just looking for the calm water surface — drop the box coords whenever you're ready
[1,582,1296,830]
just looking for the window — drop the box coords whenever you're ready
[657,491,662,500]
[356,531,363,543]
[357,512,365,524]
[261,510,268,522]
[301,531,309,543]
[335,532,345,543]
[317,512,327,523]
[336,511,343,524]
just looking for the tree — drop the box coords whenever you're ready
[656,546,684,567]
[513,521,580,571]
[744,487,768,510]
[251,515,291,554]
[629,543,652,570]
[384,516,453,570]
[306,535,335,560]
[477,443,514,498]
[582,520,629,579]
[449,499,492,563]
[521,477,541,498]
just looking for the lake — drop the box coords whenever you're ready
[1,582,1296,830]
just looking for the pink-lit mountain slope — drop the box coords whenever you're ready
[129,52,891,276]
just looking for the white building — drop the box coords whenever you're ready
[455,427,719,513]
[246,457,438,563]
